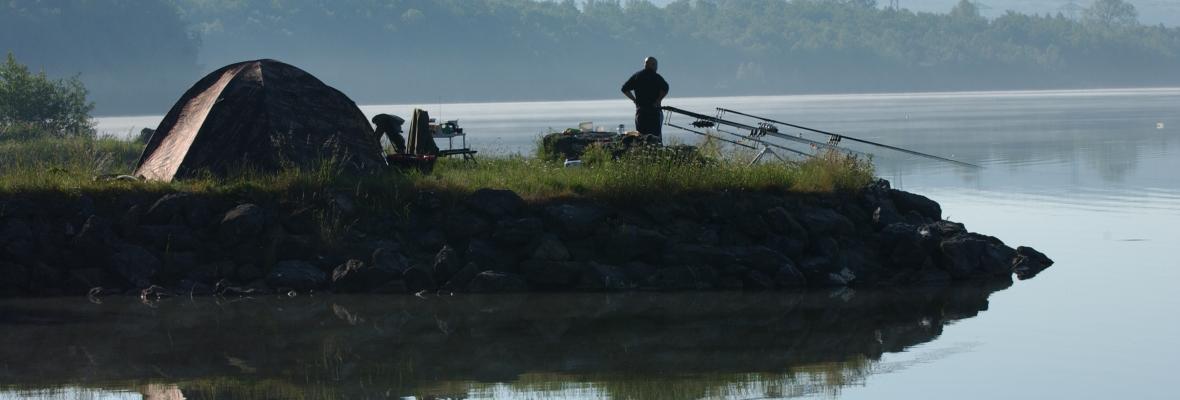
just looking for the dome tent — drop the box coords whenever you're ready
[134,59,387,181]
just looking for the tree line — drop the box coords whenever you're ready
[1,0,1177,115]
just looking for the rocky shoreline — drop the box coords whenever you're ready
[0,180,1052,298]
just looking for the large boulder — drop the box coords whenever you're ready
[520,260,585,287]
[646,265,718,290]
[467,271,529,293]
[798,208,856,236]
[466,189,525,218]
[890,189,942,221]
[267,260,326,291]
[1012,246,1054,280]
[531,235,571,261]
[577,262,636,291]
[544,204,607,238]
[431,245,464,283]
[492,217,544,245]
[219,204,267,243]
[938,233,1017,279]
[605,224,667,263]
[109,245,161,288]
[331,259,400,293]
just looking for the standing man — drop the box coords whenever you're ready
[621,56,669,143]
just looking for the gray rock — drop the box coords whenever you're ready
[798,208,855,236]
[370,243,409,273]
[0,262,30,294]
[743,270,776,290]
[493,217,544,245]
[220,204,267,242]
[734,213,769,239]
[282,207,318,235]
[442,210,491,240]
[139,224,200,251]
[442,262,481,291]
[332,259,400,293]
[531,235,571,261]
[646,265,718,290]
[520,260,585,287]
[144,193,191,225]
[467,271,529,293]
[545,204,607,238]
[662,244,735,267]
[466,239,517,272]
[732,245,792,275]
[577,262,636,291]
[923,220,967,238]
[467,189,525,218]
[432,245,464,282]
[109,245,160,288]
[890,189,942,221]
[774,263,808,288]
[765,235,806,259]
[1013,246,1054,280]
[938,233,1017,279]
[64,268,103,293]
[797,256,843,286]
[872,205,904,228]
[402,265,437,292]
[606,225,667,263]
[187,261,235,284]
[266,260,326,291]
[765,207,809,240]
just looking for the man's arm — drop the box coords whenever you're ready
[622,75,639,105]
[655,76,669,107]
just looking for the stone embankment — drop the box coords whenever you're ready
[0,180,1053,298]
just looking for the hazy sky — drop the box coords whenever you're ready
[644,0,1180,26]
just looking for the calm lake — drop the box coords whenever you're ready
[3,88,1179,399]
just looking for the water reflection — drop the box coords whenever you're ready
[2,282,1010,399]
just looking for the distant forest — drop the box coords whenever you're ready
[3,0,1179,115]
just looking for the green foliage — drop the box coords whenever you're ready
[1085,0,1139,28]
[0,53,94,139]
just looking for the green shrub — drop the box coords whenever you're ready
[0,53,95,140]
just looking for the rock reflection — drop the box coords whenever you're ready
[1,281,1009,398]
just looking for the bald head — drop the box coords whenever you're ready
[644,56,658,71]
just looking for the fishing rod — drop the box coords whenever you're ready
[716,107,981,169]
[664,110,811,159]
[667,120,812,163]
[663,106,854,156]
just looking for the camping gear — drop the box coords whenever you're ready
[406,108,440,156]
[433,119,477,161]
[134,59,387,181]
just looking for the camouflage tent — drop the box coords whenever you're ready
[134,59,387,181]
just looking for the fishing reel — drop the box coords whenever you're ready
[691,120,715,128]
[751,122,778,138]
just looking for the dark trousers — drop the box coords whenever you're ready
[635,107,663,143]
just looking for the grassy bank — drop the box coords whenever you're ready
[0,136,874,203]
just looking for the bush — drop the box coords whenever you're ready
[0,53,95,140]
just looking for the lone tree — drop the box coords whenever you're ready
[1084,0,1139,27]
[0,53,94,139]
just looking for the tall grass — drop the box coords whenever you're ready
[0,136,874,201]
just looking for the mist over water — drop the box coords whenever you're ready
[49,88,1180,398]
